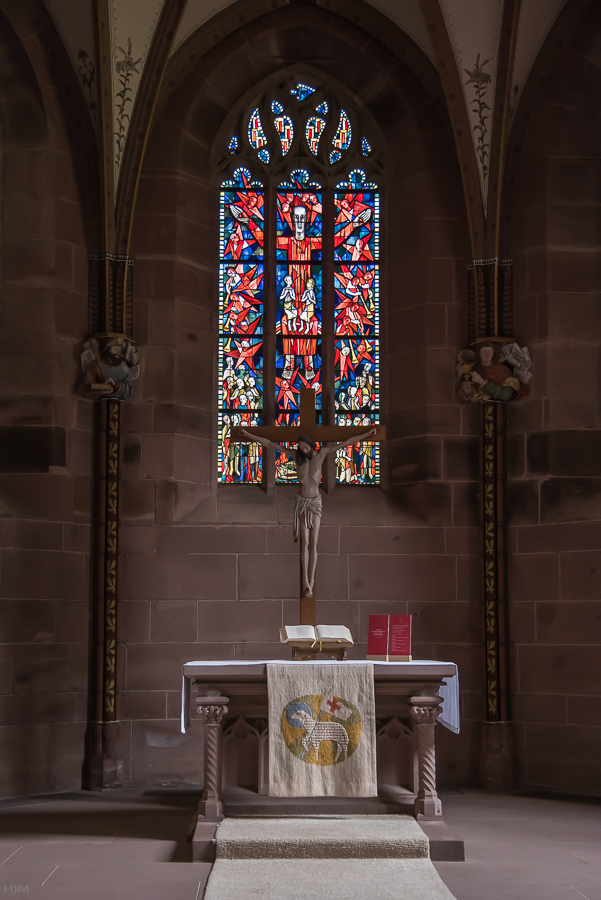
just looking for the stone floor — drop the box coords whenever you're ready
[0,791,210,900]
[434,790,601,899]
[0,788,599,899]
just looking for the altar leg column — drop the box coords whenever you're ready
[196,694,229,821]
[410,695,443,819]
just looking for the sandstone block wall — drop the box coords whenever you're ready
[0,10,92,796]
[2,1,601,801]
[121,7,481,789]
[507,7,601,796]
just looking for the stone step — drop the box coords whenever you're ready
[205,858,457,900]
[221,786,415,818]
[215,815,429,860]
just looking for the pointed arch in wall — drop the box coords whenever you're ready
[120,3,483,793]
[132,1,469,518]
[0,0,99,249]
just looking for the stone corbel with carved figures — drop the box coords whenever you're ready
[456,340,532,403]
[79,336,140,400]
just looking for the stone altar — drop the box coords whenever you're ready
[181,659,460,860]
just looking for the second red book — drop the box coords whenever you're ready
[367,614,412,661]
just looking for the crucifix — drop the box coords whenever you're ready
[232,388,386,627]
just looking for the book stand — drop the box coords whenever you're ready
[290,642,348,661]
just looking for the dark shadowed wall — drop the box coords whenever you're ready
[507,4,601,795]
[0,10,93,796]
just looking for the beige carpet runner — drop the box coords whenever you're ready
[204,816,457,899]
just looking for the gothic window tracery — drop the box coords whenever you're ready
[218,79,381,485]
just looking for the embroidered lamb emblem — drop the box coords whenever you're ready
[291,708,349,762]
[282,692,362,766]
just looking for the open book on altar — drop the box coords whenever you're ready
[280,625,354,647]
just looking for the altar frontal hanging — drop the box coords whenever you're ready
[267,662,377,797]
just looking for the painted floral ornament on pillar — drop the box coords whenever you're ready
[79,336,140,400]
[456,341,532,402]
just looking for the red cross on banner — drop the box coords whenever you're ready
[320,690,352,721]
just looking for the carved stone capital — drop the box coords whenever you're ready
[410,705,441,725]
[196,696,229,724]
[409,696,443,726]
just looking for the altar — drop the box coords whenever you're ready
[182,658,461,860]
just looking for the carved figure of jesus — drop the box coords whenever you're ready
[238,428,376,596]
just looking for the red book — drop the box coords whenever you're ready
[367,615,389,660]
[389,614,412,661]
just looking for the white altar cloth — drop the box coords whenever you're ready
[180,659,459,735]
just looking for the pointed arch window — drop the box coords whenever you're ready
[218,80,380,485]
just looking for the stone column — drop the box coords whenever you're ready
[480,400,513,790]
[410,695,443,819]
[83,396,123,790]
[196,694,229,821]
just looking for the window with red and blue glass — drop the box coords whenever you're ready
[218,79,381,485]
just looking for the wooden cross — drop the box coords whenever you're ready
[231,388,385,627]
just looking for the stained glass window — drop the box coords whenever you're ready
[306,116,326,155]
[218,87,380,485]
[274,114,294,156]
[334,170,380,483]
[218,168,264,482]
[275,170,323,482]
[330,110,352,164]
[248,108,270,163]
[291,82,316,101]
